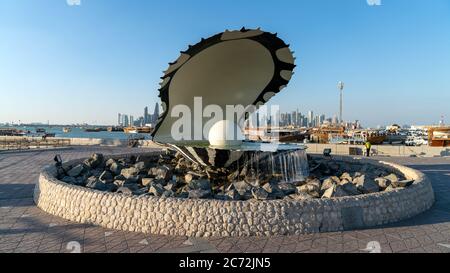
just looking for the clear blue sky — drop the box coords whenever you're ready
[1,0,449,127]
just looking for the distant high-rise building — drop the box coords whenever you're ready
[319,114,325,125]
[122,114,129,127]
[332,115,338,125]
[296,110,301,126]
[118,113,122,126]
[152,103,159,124]
[130,115,134,126]
[144,106,149,124]
[307,111,314,127]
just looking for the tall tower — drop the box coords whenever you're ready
[152,103,160,124]
[144,106,148,124]
[337,81,344,124]
[308,111,314,127]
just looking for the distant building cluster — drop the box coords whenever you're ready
[252,109,362,129]
[277,110,328,127]
[117,103,159,127]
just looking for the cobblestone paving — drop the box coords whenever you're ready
[0,146,449,253]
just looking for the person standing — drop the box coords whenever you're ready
[364,141,372,157]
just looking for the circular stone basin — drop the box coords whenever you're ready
[34,153,435,237]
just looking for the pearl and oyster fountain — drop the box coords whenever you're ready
[34,28,434,236]
[151,27,309,183]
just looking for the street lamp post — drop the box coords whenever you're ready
[337,81,344,125]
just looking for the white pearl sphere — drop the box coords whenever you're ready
[208,120,244,147]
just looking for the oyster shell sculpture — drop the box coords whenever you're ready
[151,28,296,145]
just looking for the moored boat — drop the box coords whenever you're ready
[123,126,152,134]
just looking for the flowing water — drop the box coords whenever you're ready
[242,148,309,183]
[168,141,310,183]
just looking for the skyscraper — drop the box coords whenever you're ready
[144,106,148,124]
[152,103,159,124]
[319,114,325,126]
[307,111,314,127]
[122,114,129,127]
[118,113,122,126]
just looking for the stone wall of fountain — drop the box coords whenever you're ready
[34,153,434,236]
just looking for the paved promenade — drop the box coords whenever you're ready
[0,146,449,253]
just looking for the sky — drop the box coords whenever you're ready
[0,0,449,127]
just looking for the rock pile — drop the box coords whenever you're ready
[57,152,414,200]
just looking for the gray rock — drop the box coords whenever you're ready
[297,184,317,194]
[278,182,296,195]
[392,179,414,188]
[99,171,113,183]
[188,179,211,191]
[67,164,84,177]
[184,173,194,184]
[149,183,165,197]
[147,178,165,186]
[61,176,77,184]
[340,172,353,182]
[105,158,116,167]
[214,193,231,200]
[75,174,89,186]
[177,192,189,198]
[161,190,174,198]
[289,192,313,200]
[149,165,172,181]
[109,162,123,175]
[251,187,268,200]
[292,179,307,186]
[321,176,340,192]
[321,184,349,198]
[384,184,396,192]
[134,161,147,171]
[262,183,274,193]
[164,181,177,191]
[113,179,126,188]
[120,167,139,179]
[114,176,140,190]
[114,174,126,181]
[353,175,379,193]
[188,189,211,199]
[124,175,140,184]
[116,186,133,196]
[132,187,148,196]
[225,189,239,200]
[86,176,108,191]
[83,153,104,169]
[321,185,335,198]
[306,178,321,190]
[90,169,103,177]
[141,177,154,187]
[233,180,252,195]
[340,181,360,195]
[384,173,399,183]
[245,177,260,187]
[374,177,391,189]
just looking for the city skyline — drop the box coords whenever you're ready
[0,103,445,129]
[1,0,449,127]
